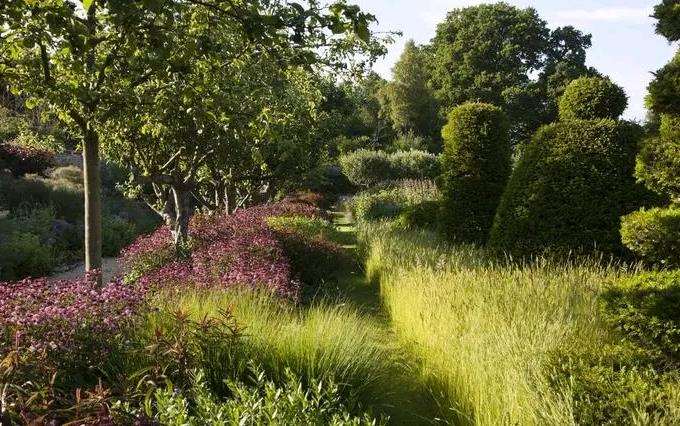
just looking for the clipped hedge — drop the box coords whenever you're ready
[559,77,628,121]
[621,206,680,268]
[339,149,439,188]
[490,119,647,255]
[440,102,511,243]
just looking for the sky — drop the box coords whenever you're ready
[352,0,678,121]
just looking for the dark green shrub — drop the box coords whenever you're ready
[0,231,57,280]
[440,102,511,243]
[603,271,680,362]
[339,149,393,187]
[490,120,647,255]
[102,215,137,257]
[396,201,441,230]
[0,142,55,177]
[559,77,628,121]
[621,207,680,268]
[637,115,680,202]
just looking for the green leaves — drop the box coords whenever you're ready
[82,0,94,11]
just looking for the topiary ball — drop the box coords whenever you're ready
[559,77,628,121]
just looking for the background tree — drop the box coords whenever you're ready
[428,3,596,145]
[0,0,179,275]
[101,1,386,249]
[383,40,440,148]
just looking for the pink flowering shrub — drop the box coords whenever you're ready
[0,271,143,356]
[120,200,328,301]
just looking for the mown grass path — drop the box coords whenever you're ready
[327,208,443,425]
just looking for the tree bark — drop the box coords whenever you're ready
[83,128,102,281]
[171,186,191,251]
[224,181,236,214]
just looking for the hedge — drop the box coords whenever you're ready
[440,102,511,243]
[636,114,680,202]
[339,149,439,187]
[490,119,648,255]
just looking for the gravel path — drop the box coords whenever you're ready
[49,257,122,283]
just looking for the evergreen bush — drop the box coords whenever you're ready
[440,102,511,243]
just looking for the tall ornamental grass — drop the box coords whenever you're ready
[146,289,436,424]
[359,222,628,425]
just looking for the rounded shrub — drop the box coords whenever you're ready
[559,77,628,121]
[390,150,440,181]
[647,52,680,116]
[339,149,393,187]
[490,119,647,255]
[636,114,680,202]
[351,190,404,222]
[440,102,511,243]
[621,207,680,268]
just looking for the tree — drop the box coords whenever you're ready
[101,1,386,249]
[0,0,178,276]
[384,40,439,145]
[1,0,386,260]
[428,3,596,145]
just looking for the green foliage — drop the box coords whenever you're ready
[490,119,646,255]
[390,150,440,180]
[339,150,393,187]
[392,130,428,152]
[558,77,628,120]
[621,207,680,268]
[339,149,439,187]
[396,200,441,231]
[102,215,137,257]
[383,41,440,142]
[429,4,596,144]
[440,103,511,243]
[351,180,441,223]
[267,215,340,243]
[0,106,26,143]
[637,115,680,202]
[654,0,680,42]
[0,231,56,280]
[49,166,82,186]
[549,271,680,424]
[351,190,405,222]
[147,368,381,426]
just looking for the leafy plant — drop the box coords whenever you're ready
[621,207,680,268]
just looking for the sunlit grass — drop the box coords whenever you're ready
[359,222,631,425]
[143,288,437,424]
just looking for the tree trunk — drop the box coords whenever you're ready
[83,128,102,282]
[224,182,236,214]
[171,186,191,251]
